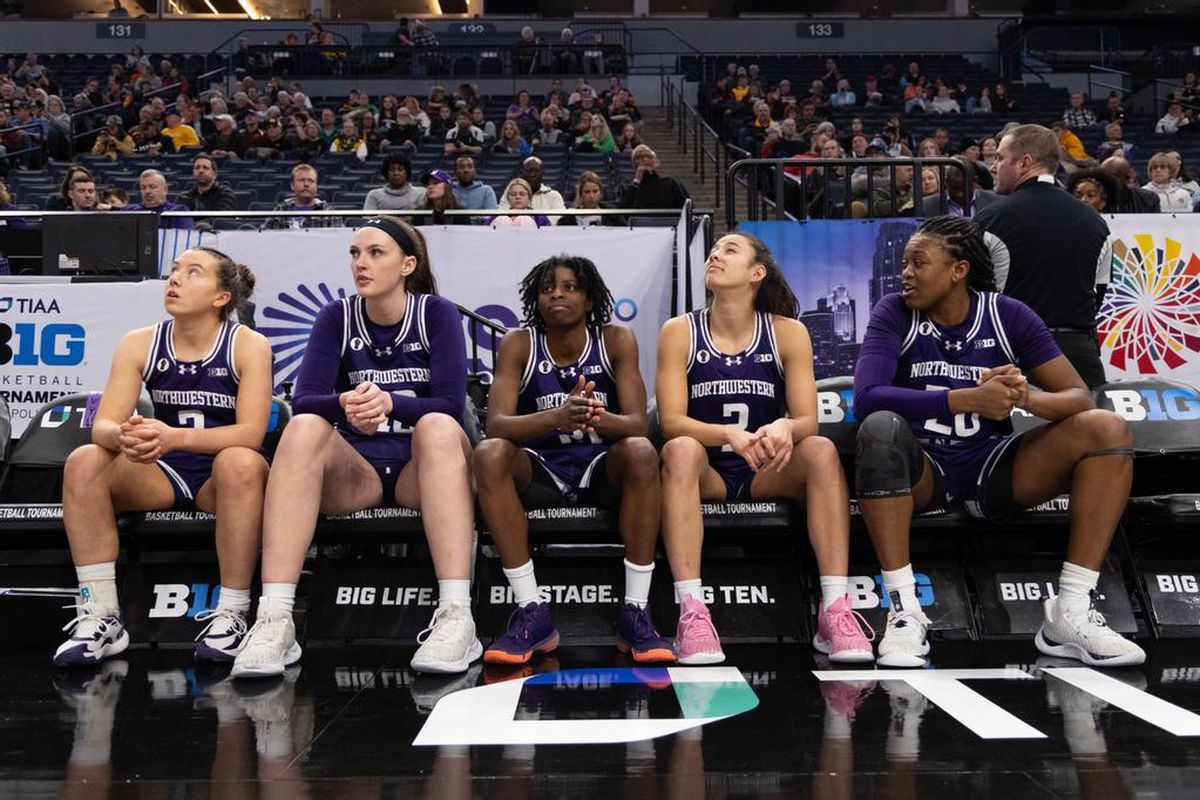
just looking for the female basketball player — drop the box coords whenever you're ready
[55,247,272,667]
[854,216,1142,667]
[475,255,672,665]
[233,217,480,678]
[657,232,871,665]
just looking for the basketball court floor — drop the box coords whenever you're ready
[5,639,1200,797]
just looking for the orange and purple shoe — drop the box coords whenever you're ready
[483,602,560,665]
[616,603,676,663]
[813,594,875,663]
[674,595,725,665]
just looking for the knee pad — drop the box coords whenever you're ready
[855,411,925,498]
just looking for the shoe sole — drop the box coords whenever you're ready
[813,635,875,664]
[231,642,303,679]
[53,629,130,668]
[413,638,485,674]
[1034,629,1146,667]
[616,639,677,664]
[195,643,238,664]
[876,647,929,668]
[483,632,560,665]
[676,650,726,665]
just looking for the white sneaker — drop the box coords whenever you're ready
[53,605,129,668]
[876,608,931,668]
[194,608,249,663]
[231,614,302,679]
[1035,596,1146,668]
[234,666,301,759]
[410,601,483,675]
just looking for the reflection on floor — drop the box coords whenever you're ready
[4,642,1200,797]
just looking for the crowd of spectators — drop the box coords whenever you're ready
[704,57,1200,218]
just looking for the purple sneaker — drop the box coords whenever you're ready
[484,602,560,665]
[616,604,676,663]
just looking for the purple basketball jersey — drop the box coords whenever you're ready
[684,309,786,475]
[516,326,619,489]
[142,319,241,431]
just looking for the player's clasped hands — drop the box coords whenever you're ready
[118,413,175,464]
[556,374,603,434]
[729,419,793,474]
[341,382,393,435]
[975,364,1028,420]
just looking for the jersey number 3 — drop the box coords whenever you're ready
[720,402,750,452]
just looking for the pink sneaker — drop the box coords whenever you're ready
[674,595,725,665]
[813,595,875,663]
[819,678,877,720]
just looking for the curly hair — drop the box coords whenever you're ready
[914,215,997,292]
[519,254,613,333]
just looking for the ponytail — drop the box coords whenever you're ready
[368,215,438,295]
[914,216,996,293]
[195,246,258,324]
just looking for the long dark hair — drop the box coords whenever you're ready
[712,232,800,318]
[194,246,257,323]
[376,215,438,295]
[914,216,997,292]
[519,255,613,333]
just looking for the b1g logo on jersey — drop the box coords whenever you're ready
[148,582,221,619]
[1101,387,1200,422]
[0,323,85,367]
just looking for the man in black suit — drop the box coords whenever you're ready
[921,157,1000,217]
[975,124,1111,387]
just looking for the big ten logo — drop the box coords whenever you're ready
[335,585,437,606]
[148,583,221,619]
[997,580,1104,602]
[817,389,855,424]
[1102,387,1200,422]
[1155,574,1199,594]
[490,584,617,605]
[673,585,776,605]
[39,401,90,429]
[848,574,935,610]
[335,667,412,691]
[0,323,85,367]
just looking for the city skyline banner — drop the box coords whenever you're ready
[742,217,1200,388]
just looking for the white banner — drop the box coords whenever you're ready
[1100,215,1200,387]
[196,226,677,391]
[1,281,166,435]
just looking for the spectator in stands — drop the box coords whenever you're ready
[41,94,71,160]
[918,138,940,158]
[180,153,236,214]
[558,170,622,227]
[880,115,914,154]
[265,164,338,229]
[494,119,533,158]
[499,156,565,222]
[410,18,438,49]
[807,79,828,109]
[1167,152,1200,198]
[1049,120,1096,172]
[99,186,127,210]
[236,113,269,158]
[554,28,580,74]
[921,166,940,199]
[91,115,135,160]
[992,82,1015,114]
[979,135,999,170]
[1095,122,1132,161]
[160,108,200,152]
[66,174,98,212]
[315,107,338,147]
[618,145,689,211]
[1100,156,1161,213]
[414,169,465,227]
[607,89,641,131]
[820,57,841,85]
[490,178,550,228]
[451,156,498,211]
[292,118,324,160]
[929,126,950,155]
[356,112,380,158]
[966,86,992,114]
[444,109,485,157]
[43,166,91,210]
[900,60,922,89]
[930,85,961,114]
[922,158,998,217]
[613,120,643,154]
[260,117,295,159]
[848,131,869,159]
[364,152,426,212]
[1063,92,1097,128]
[576,114,615,155]
[1143,152,1194,212]
[1101,94,1126,124]
[329,115,367,160]
[533,109,564,146]
[830,79,856,109]
[1176,71,1199,102]
[506,90,539,139]
[108,0,129,16]
[570,111,594,147]
[402,96,431,135]
[978,124,1111,386]
[125,169,193,229]
[871,164,915,218]
[462,106,492,142]
[1156,101,1193,135]
[516,26,538,75]
[1067,168,1121,214]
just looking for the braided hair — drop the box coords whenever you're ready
[914,216,997,292]
[519,254,613,333]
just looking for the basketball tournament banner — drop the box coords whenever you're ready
[742,215,1200,389]
[0,281,165,436]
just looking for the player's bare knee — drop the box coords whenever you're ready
[660,436,705,479]
[613,437,660,484]
[412,412,463,456]
[799,435,840,469]
[279,413,335,454]
[63,444,111,489]
[472,437,517,481]
[1081,408,1133,450]
[212,447,267,491]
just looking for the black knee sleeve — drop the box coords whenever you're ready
[855,411,925,498]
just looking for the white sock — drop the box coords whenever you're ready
[624,559,654,608]
[1057,562,1099,616]
[881,564,921,616]
[76,562,118,612]
[215,586,251,614]
[819,575,849,609]
[823,708,853,740]
[674,578,703,603]
[438,579,472,608]
[503,561,541,607]
[258,583,296,619]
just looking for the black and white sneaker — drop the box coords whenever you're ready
[1035,595,1145,668]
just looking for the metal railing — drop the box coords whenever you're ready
[725,156,975,229]
[1088,65,1132,104]
[662,77,738,214]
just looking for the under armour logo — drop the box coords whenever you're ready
[374,346,393,358]
[559,367,577,379]
[943,340,963,352]
[725,356,743,366]
[178,364,198,375]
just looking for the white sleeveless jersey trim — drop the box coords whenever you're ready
[597,326,616,381]
[339,297,353,357]
[899,309,919,356]
[227,323,243,384]
[350,292,417,351]
[684,313,697,373]
[518,327,537,393]
[141,321,164,381]
[988,293,1018,365]
[699,307,762,358]
[764,314,785,379]
[416,294,430,352]
[163,319,228,367]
